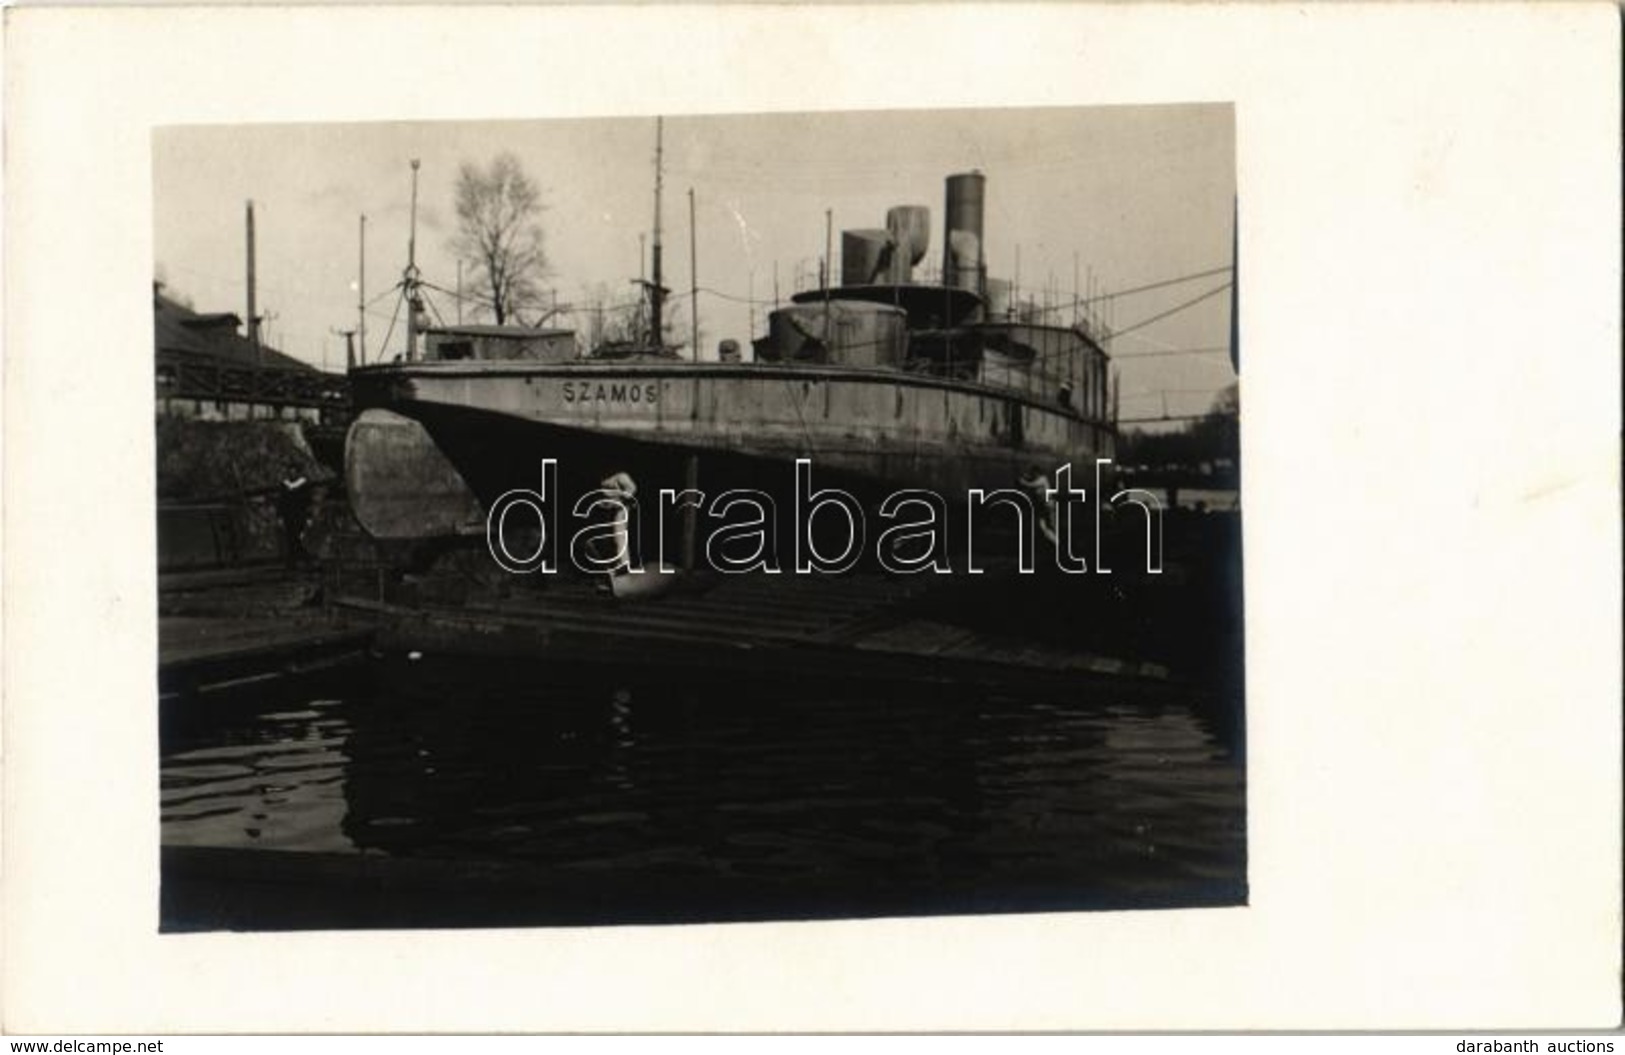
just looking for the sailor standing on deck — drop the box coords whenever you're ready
[1018,464,1059,549]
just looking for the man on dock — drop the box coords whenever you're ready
[276,462,313,568]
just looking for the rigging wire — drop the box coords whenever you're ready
[377,290,403,359]
[696,285,768,305]
[1111,344,1232,359]
[368,283,403,307]
[420,278,647,319]
[1108,282,1232,340]
[1080,265,1232,304]
[421,287,449,329]
[169,255,1234,350]
[692,265,1231,313]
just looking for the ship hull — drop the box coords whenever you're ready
[346,359,1115,546]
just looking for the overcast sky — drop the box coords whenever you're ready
[154,105,1235,420]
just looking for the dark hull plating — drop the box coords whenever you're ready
[348,358,1114,518]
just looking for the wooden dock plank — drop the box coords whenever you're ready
[160,618,367,668]
[159,615,377,698]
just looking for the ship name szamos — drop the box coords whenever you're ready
[561,380,661,406]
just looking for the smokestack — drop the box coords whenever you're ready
[942,172,985,294]
[885,205,930,282]
[842,229,889,286]
[843,206,930,286]
[245,200,259,348]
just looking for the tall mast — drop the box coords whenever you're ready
[404,159,421,361]
[688,186,699,360]
[408,159,420,273]
[649,117,665,350]
[357,213,367,366]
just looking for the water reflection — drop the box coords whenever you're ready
[161,658,1244,927]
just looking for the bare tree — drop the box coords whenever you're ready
[451,153,548,325]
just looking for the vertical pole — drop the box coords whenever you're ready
[408,161,420,274]
[246,200,259,417]
[681,454,699,572]
[245,200,258,352]
[1072,253,1079,326]
[650,116,665,350]
[1103,275,1111,341]
[1109,279,1117,344]
[823,208,833,298]
[1086,267,1095,336]
[823,207,833,343]
[406,159,421,362]
[357,214,367,366]
[1013,244,1021,318]
[1229,196,1240,376]
[456,259,463,325]
[688,187,699,360]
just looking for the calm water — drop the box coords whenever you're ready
[161,657,1245,928]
